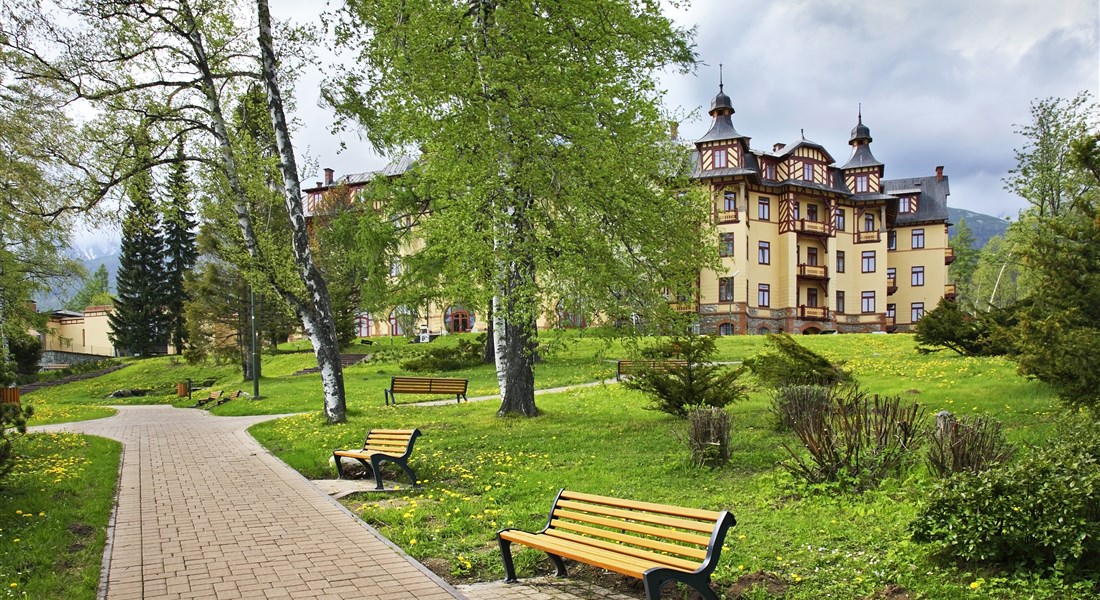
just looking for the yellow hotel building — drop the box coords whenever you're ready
[689,84,954,335]
[304,85,954,337]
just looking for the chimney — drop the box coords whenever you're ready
[935,165,944,182]
[323,168,334,186]
[669,121,679,140]
[315,181,322,189]
[773,143,786,152]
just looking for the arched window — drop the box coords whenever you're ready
[389,306,413,336]
[355,313,372,337]
[718,322,734,336]
[445,306,474,333]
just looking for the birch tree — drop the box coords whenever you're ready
[2,0,349,421]
[329,0,708,416]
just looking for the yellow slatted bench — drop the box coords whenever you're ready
[191,390,222,409]
[616,360,688,381]
[209,389,243,408]
[497,489,735,600]
[384,376,468,405]
[332,428,422,490]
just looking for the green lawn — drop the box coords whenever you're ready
[9,331,1096,598]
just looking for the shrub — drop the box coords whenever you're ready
[686,406,731,468]
[744,333,851,390]
[914,299,1016,356]
[771,384,832,431]
[401,338,482,372]
[622,333,746,417]
[781,388,925,491]
[911,424,1100,573]
[926,412,1014,477]
[0,402,33,482]
[8,332,42,376]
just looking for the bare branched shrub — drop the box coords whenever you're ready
[782,390,925,491]
[771,384,832,431]
[927,412,1014,477]
[687,406,731,468]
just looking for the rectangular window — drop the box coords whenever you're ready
[803,162,814,182]
[887,303,896,318]
[764,163,775,180]
[758,197,771,220]
[723,191,736,212]
[713,148,727,169]
[912,266,925,286]
[861,251,876,273]
[719,277,735,302]
[861,291,876,314]
[807,203,819,222]
[758,284,770,307]
[912,228,925,249]
[794,201,800,220]
[836,250,845,273]
[835,208,846,231]
[864,213,875,232]
[912,302,926,322]
[758,241,771,265]
[900,195,917,213]
[855,174,869,193]
[887,267,896,282]
[719,232,734,257]
[806,288,819,307]
[888,230,897,250]
[836,291,846,314]
[806,247,819,266]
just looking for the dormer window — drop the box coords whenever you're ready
[803,162,814,182]
[855,174,869,193]
[899,195,918,213]
[713,148,728,169]
[763,163,776,180]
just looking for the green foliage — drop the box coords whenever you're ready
[744,333,852,389]
[926,413,1014,478]
[914,298,1015,356]
[65,264,112,311]
[400,337,483,373]
[8,331,42,377]
[781,386,925,491]
[622,333,746,417]
[0,402,33,482]
[163,141,198,354]
[949,218,981,305]
[912,423,1100,574]
[770,384,832,431]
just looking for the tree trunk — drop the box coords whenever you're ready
[493,294,537,417]
[493,191,538,417]
[256,0,346,422]
[482,306,495,364]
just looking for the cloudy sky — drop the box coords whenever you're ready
[73,0,1100,252]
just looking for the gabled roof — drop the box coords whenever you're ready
[883,174,950,224]
[304,155,416,193]
[840,144,883,170]
[768,136,836,164]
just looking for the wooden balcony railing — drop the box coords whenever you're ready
[715,209,738,224]
[669,302,698,314]
[944,283,957,300]
[793,219,829,236]
[945,246,956,265]
[887,276,897,295]
[799,305,829,320]
[854,230,880,243]
[798,264,829,279]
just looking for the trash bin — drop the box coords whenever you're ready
[0,388,20,407]
[176,382,188,397]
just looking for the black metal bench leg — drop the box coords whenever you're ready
[368,457,386,490]
[644,572,717,600]
[497,537,519,583]
[546,553,567,578]
[333,454,344,479]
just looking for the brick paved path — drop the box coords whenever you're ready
[35,406,463,600]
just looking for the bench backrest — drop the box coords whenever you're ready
[227,390,242,400]
[208,390,223,399]
[362,428,421,458]
[390,376,468,395]
[545,489,734,574]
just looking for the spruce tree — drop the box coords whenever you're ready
[163,141,198,353]
[109,131,169,356]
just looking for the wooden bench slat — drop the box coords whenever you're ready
[544,529,702,571]
[501,530,692,578]
[555,499,717,534]
[551,508,712,547]
[547,519,708,560]
[332,428,422,489]
[561,490,723,522]
[368,429,418,435]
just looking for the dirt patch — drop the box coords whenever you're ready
[420,557,452,579]
[869,583,912,599]
[727,570,789,599]
[67,522,95,537]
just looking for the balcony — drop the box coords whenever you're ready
[793,219,829,236]
[854,230,880,244]
[715,209,738,224]
[944,283,957,301]
[799,305,829,321]
[798,264,829,279]
[669,301,698,314]
[887,276,897,295]
[945,247,956,265]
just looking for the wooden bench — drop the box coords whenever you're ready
[616,360,688,381]
[496,489,735,600]
[209,389,243,408]
[384,376,468,405]
[191,390,222,409]
[332,428,422,490]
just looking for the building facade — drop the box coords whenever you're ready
[688,84,953,335]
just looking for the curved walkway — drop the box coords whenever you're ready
[34,406,463,600]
